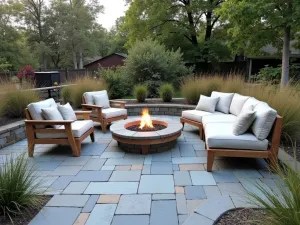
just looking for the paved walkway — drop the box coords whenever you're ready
[0,116,281,225]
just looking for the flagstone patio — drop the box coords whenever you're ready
[0,116,282,225]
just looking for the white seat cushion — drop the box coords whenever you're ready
[229,94,249,116]
[211,91,234,114]
[251,103,277,140]
[182,110,222,123]
[102,108,127,119]
[202,114,237,127]
[205,123,268,150]
[27,98,57,128]
[83,90,110,108]
[36,120,93,139]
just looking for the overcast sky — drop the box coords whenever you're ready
[98,0,128,30]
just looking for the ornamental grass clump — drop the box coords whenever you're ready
[0,154,44,222]
[0,80,40,118]
[247,147,300,225]
[61,76,107,108]
[134,84,148,102]
[160,83,174,102]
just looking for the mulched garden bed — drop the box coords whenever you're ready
[0,196,52,225]
[215,208,267,225]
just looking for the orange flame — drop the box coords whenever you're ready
[139,108,153,129]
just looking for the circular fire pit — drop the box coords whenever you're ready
[110,109,182,154]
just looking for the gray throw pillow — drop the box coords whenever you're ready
[41,107,64,129]
[196,95,219,113]
[233,105,256,136]
[58,103,77,120]
[211,91,234,114]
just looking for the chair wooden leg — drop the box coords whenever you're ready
[101,121,107,133]
[90,131,95,142]
[269,154,279,171]
[199,127,204,140]
[75,140,81,156]
[26,124,35,157]
[207,151,215,172]
[28,142,35,157]
[65,124,79,157]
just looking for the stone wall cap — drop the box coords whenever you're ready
[0,120,25,134]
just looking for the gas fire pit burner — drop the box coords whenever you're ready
[110,108,182,154]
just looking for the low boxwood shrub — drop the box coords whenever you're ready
[134,84,148,102]
[61,76,107,108]
[0,154,44,222]
[160,83,174,102]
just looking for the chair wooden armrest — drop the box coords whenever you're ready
[82,104,103,109]
[109,100,126,108]
[25,120,74,125]
[75,111,92,120]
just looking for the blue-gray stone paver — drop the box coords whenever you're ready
[195,151,207,157]
[151,161,173,174]
[185,186,206,200]
[81,146,106,156]
[174,171,192,186]
[152,194,176,200]
[30,161,61,171]
[29,207,81,225]
[84,182,139,194]
[100,152,125,158]
[51,166,82,176]
[72,170,112,181]
[138,175,175,194]
[212,171,239,183]
[82,195,99,213]
[105,158,144,166]
[203,186,221,198]
[152,151,172,162]
[61,156,91,166]
[86,204,117,225]
[193,144,205,151]
[176,194,188,214]
[62,182,89,194]
[82,158,106,170]
[49,176,75,190]
[101,165,115,170]
[182,213,213,225]
[172,157,206,164]
[150,200,178,225]
[116,194,151,214]
[171,148,181,157]
[233,169,263,179]
[46,195,89,207]
[179,148,196,157]
[144,155,152,164]
[109,170,141,181]
[173,164,180,171]
[190,171,216,185]
[179,215,189,225]
[142,164,151,174]
[217,183,247,196]
[111,215,150,225]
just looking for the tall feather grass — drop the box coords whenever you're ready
[0,154,44,222]
[0,80,40,118]
[61,76,107,108]
[247,146,300,225]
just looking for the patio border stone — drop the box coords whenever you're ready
[0,120,25,149]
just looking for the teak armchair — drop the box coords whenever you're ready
[82,91,127,133]
[25,109,95,157]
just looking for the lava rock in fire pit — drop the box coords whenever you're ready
[127,124,167,132]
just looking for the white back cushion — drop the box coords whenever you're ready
[211,91,234,114]
[241,97,261,112]
[93,94,110,108]
[83,90,109,106]
[233,105,256,135]
[251,103,277,140]
[196,95,219,113]
[229,94,249,116]
[41,107,64,129]
[58,103,77,120]
[27,98,57,128]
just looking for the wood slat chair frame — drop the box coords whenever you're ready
[81,96,127,133]
[180,115,283,172]
[25,109,95,157]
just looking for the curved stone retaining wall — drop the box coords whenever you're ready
[125,104,195,116]
[0,121,25,149]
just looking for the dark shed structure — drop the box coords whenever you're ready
[84,53,127,72]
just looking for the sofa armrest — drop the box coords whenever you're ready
[75,111,92,120]
[109,100,126,109]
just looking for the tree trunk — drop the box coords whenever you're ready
[72,50,78,69]
[205,11,212,41]
[281,26,290,88]
[186,12,198,47]
[79,48,83,69]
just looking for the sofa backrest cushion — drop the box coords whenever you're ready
[196,95,219,113]
[211,91,234,114]
[229,94,249,116]
[58,103,77,120]
[41,107,64,129]
[251,103,277,140]
[27,98,57,128]
[93,94,110,109]
[83,90,110,108]
[233,105,256,136]
[241,97,261,112]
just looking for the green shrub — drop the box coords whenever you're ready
[160,83,174,102]
[248,148,300,225]
[0,81,40,118]
[98,67,131,99]
[0,154,44,222]
[134,85,148,102]
[61,76,107,108]
[125,39,192,97]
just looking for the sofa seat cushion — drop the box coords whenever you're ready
[182,110,222,123]
[202,114,237,127]
[102,108,127,119]
[205,123,268,150]
[36,120,93,139]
